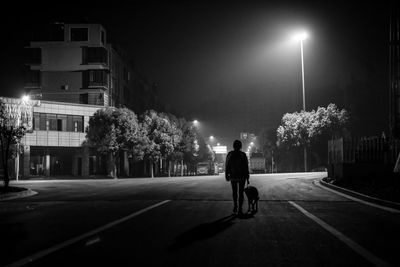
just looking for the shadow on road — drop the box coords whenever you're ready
[168,214,237,251]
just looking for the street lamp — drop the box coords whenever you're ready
[293,31,308,172]
[16,95,31,181]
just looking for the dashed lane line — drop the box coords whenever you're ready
[5,200,171,267]
[288,201,392,267]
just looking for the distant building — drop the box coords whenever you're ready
[24,23,161,113]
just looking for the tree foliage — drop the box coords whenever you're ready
[277,103,349,148]
[0,100,27,188]
[86,107,142,177]
[86,107,212,178]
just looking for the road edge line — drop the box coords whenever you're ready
[5,200,171,267]
[314,180,400,214]
[288,201,392,267]
[0,189,38,201]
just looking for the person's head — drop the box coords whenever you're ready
[233,140,242,151]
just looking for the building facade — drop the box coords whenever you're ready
[24,23,162,113]
[0,23,163,179]
[0,97,116,178]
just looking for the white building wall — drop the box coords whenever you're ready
[22,101,102,147]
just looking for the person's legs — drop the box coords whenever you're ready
[231,181,238,213]
[238,180,246,213]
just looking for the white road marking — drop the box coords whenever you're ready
[85,236,101,246]
[5,200,171,267]
[288,201,392,267]
[314,180,400,214]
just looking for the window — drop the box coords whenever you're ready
[33,113,40,130]
[67,116,74,132]
[82,47,108,65]
[32,113,83,132]
[70,28,88,41]
[40,113,46,130]
[47,114,57,131]
[67,115,84,132]
[57,115,67,131]
[71,116,83,132]
[82,70,108,88]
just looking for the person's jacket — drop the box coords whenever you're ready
[225,150,249,181]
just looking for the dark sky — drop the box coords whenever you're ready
[0,1,393,147]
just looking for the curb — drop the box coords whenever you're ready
[0,189,38,201]
[317,179,400,211]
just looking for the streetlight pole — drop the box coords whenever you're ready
[300,39,306,112]
[300,38,307,172]
[293,31,308,172]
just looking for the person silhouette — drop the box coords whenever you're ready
[225,140,249,216]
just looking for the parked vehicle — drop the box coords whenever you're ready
[217,162,224,173]
[196,162,210,175]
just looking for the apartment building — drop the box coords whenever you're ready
[24,23,161,113]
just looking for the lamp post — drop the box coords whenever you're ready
[15,95,31,181]
[293,31,308,172]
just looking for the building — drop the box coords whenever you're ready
[24,23,161,113]
[0,23,163,179]
[0,97,116,178]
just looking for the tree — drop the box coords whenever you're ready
[140,110,177,178]
[165,116,198,176]
[0,100,27,188]
[276,103,349,170]
[159,113,183,176]
[277,103,349,148]
[311,103,349,139]
[86,107,141,178]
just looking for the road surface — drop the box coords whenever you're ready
[1,172,399,266]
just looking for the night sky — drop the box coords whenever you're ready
[0,1,393,147]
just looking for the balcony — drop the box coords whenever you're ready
[82,47,108,65]
[82,70,109,89]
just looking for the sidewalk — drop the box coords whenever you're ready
[319,177,400,211]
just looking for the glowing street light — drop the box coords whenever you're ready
[209,135,214,140]
[21,95,30,103]
[193,119,198,125]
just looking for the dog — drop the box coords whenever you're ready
[244,185,259,213]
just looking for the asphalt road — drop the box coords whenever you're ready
[1,172,399,267]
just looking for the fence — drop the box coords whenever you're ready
[328,137,400,180]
